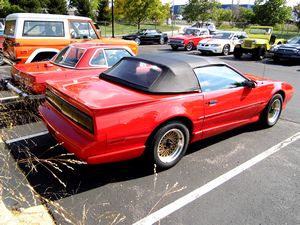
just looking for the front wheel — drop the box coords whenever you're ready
[171,45,178,50]
[233,47,243,58]
[222,44,230,56]
[185,42,194,51]
[260,94,283,127]
[159,37,165,45]
[147,121,190,169]
[134,38,141,45]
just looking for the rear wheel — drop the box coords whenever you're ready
[185,42,194,51]
[159,37,165,45]
[260,94,283,127]
[147,121,190,169]
[222,44,230,56]
[134,38,141,45]
[233,47,243,58]
[171,45,178,50]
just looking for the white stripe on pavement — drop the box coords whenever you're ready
[133,132,300,225]
[5,131,49,144]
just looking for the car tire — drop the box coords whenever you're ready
[0,53,4,66]
[134,38,141,45]
[253,47,265,60]
[185,42,194,51]
[159,37,165,45]
[222,44,230,56]
[233,47,242,58]
[147,121,190,169]
[171,45,178,50]
[260,94,283,127]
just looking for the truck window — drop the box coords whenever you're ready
[70,21,98,39]
[23,21,64,37]
[4,20,16,36]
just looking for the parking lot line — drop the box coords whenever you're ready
[133,132,300,225]
[5,131,49,144]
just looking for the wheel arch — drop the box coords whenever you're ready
[26,48,60,63]
[145,116,193,147]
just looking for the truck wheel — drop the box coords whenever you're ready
[253,47,265,60]
[171,45,178,50]
[159,37,165,45]
[233,47,242,58]
[185,42,194,51]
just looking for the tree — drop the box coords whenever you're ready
[236,8,255,28]
[8,0,42,13]
[123,0,155,29]
[253,0,292,26]
[97,0,110,23]
[0,0,24,18]
[114,0,126,20]
[46,0,68,14]
[71,0,93,18]
[182,0,220,24]
[148,1,170,27]
[212,8,232,27]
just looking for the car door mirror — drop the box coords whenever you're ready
[243,80,256,88]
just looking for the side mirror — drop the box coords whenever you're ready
[243,80,256,88]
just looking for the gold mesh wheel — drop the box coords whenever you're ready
[157,128,185,163]
[268,98,281,124]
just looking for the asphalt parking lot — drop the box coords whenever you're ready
[0,45,299,225]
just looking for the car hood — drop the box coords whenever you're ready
[277,44,300,49]
[48,77,159,110]
[199,38,228,44]
[170,34,195,40]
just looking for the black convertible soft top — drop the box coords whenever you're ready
[101,53,224,93]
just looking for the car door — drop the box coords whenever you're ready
[194,65,262,139]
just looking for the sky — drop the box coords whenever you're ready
[162,0,299,7]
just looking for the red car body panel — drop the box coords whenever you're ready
[171,34,212,47]
[39,68,294,165]
[9,44,134,94]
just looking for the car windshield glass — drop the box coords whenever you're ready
[53,46,86,68]
[184,29,199,35]
[103,59,162,88]
[213,32,233,39]
[287,36,300,44]
[249,28,272,34]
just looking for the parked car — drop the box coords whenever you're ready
[197,31,247,55]
[233,26,286,60]
[0,43,134,104]
[2,13,138,65]
[122,29,168,45]
[269,36,300,62]
[39,54,294,169]
[0,21,4,66]
[168,27,211,51]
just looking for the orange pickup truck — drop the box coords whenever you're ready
[2,13,138,65]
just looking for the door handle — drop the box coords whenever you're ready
[206,100,218,105]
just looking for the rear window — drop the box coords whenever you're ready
[23,21,64,37]
[103,59,162,88]
[4,20,16,36]
[53,46,86,68]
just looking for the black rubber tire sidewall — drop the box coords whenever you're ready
[260,94,283,127]
[233,47,242,58]
[148,121,190,169]
[185,42,193,51]
[171,45,178,50]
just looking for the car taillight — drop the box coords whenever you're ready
[32,83,46,94]
[46,89,94,134]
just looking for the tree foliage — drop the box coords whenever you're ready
[212,8,232,27]
[253,0,292,26]
[45,0,68,15]
[236,8,255,27]
[97,0,110,23]
[182,0,220,24]
[8,0,42,13]
[71,0,93,18]
[148,0,170,26]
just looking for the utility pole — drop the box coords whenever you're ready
[112,0,115,38]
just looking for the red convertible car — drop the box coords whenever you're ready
[39,54,294,169]
[0,43,134,102]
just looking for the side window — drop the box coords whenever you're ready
[4,20,16,36]
[70,21,98,39]
[104,49,132,67]
[23,21,64,37]
[194,66,247,92]
[90,49,107,66]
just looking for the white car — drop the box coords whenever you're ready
[197,31,247,55]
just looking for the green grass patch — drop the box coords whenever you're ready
[100,23,180,37]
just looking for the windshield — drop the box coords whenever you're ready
[213,32,233,39]
[184,29,200,35]
[287,36,300,44]
[249,28,272,35]
[53,46,86,68]
[102,59,162,88]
